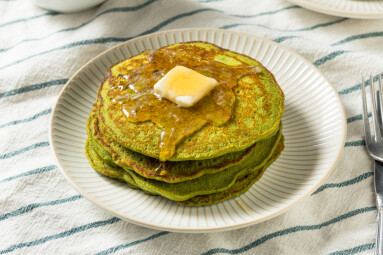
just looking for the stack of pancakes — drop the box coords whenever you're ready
[85,42,284,206]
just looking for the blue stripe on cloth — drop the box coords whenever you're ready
[230,5,300,18]
[201,206,376,255]
[134,8,215,37]
[0,195,82,221]
[313,50,348,67]
[0,165,57,183]
[293,18,347,32]
[331,31,383,46]
[0,217,120,254]
[219,23,258,30]
[220,18,347,32]
[0,0,157,53]
[95,231,170,255]
[312,172,373,195]
[197,0,222,2]
[347,113,372,124]
[344,140,365,147]
[0,8,215,71]
[0,12,59,28]
[347,114,362,124]
[0,108,51,128]
[338,73,382,95]
[329,242,374,255]
[0,79,68,99]
[273,36,300,43]
[339,84,361,96]
[0,141,50,160]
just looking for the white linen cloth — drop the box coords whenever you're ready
[1,0,383,254]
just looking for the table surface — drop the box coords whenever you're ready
[0,0,382,254]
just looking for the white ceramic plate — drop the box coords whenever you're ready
[288,0,383,19]
[50,28,346,233]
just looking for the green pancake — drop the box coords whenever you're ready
[88,106,281,183]
[87,124,282,201]
[85,41,285,206]
[99,42,284,161]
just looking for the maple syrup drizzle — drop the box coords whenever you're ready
[108,46,260,161]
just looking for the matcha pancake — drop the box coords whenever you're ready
[87,124,282,201]
[85,41,285,206]
[89,105,282,183]
[100,42,284,161]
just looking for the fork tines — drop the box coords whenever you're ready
[362,74,383,143]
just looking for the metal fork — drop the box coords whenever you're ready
[362,74,383,255]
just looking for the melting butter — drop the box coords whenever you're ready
[153,66,219,107]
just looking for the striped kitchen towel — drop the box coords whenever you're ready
[0,0,382,254]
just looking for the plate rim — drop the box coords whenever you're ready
[288,0,383,19]
[49,28,347,233]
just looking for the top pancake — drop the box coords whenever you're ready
[99,42,284,161]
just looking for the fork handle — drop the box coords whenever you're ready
[377,207,383,255]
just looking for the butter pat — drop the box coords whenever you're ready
[153,66,218,107]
